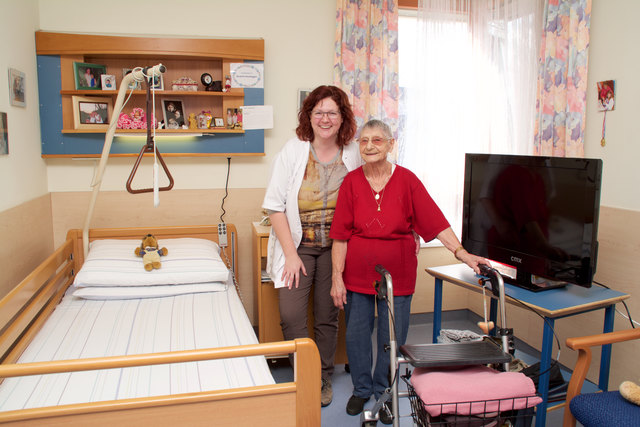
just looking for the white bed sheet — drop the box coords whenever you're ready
[0,276,274,411]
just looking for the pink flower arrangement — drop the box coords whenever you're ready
[117,108,157,129]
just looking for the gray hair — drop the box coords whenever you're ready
[359,119,393,139]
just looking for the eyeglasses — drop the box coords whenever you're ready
[311,110,341,120]
[358,137,391,146]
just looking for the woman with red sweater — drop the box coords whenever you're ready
[329,119,488,423]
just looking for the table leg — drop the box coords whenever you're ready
[535,316,554,427]
[599,304,615,390]
[433,277,443,343]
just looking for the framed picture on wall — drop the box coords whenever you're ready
[73,62,107,90]
[298,89,312,112]
[72,96,113,130]
[8,68,26,107]
[0,112,8,155]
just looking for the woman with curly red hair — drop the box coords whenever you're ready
[262,85,362,407]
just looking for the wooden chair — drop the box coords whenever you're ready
[563,328,640,427]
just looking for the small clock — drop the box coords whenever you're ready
[200,73,213,91]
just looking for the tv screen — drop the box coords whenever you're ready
[461,154,603,291]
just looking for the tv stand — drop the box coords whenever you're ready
[425,263,629,427]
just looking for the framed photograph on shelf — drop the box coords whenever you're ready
[122,68,140,90]
[213,117,225,128]
[162,99,185,129]
[73,62,107,90]
[72,96,113,130]
[8,68,26,107]
[151,74,164,90]
[101,74,116,90]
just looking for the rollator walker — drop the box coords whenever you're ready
[361,264,537,427]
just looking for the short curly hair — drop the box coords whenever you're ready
[296,85,356,148]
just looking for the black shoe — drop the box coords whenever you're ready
[346,395,368,415]
[379,402,393,425]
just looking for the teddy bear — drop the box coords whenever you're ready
[620,379,640,406]
[134,234,168,271]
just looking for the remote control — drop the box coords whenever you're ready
[217,223,228,247]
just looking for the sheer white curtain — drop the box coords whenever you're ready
[398,0,543,238]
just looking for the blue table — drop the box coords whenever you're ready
[426,263,629,427]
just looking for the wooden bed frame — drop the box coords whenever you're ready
[0,225,321,426]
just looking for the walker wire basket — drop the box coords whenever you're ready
[402,374,537,427]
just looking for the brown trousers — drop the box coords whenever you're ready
[278,246,338,379]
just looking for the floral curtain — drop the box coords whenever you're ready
[534,0,592,157]
[334,0,399,136]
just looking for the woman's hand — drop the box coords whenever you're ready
[331,275,348,310]
[456,249,490,275]
[281,253,307,289]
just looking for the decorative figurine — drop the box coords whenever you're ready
[188,113,198,129]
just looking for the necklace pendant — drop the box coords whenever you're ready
[377,206,381,212]
[374,193,380,201]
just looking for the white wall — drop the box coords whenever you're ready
[0,0,48,212]
[37,0,336,193]
[585,0,640,211]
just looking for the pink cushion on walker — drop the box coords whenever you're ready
[410,365,542,417]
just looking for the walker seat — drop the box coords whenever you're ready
[400,339,511,368]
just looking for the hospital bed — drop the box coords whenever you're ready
[0,224,321,426]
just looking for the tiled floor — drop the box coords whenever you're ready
[269,310,584,426]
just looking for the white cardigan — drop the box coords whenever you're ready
[262,137,362,288]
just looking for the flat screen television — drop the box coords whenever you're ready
[461,153,603,291]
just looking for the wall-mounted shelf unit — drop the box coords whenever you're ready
[35,31,265,158]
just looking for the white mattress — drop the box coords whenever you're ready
[0,277,274,411]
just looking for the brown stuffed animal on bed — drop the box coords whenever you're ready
[134,234,168,271]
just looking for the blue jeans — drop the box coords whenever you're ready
[344,291,412,400]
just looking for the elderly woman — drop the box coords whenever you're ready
[329,119,488,422]
[262,85,362,407]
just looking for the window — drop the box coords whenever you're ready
[398,1,543,241]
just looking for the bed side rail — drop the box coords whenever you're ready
[0,338,320,427]
[0,239,75,364]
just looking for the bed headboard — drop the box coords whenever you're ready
[66,224,238,277]
[0,224,238,364]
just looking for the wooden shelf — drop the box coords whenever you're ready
[60,89,244,97]
[35,31,264,157]
[61,128,244,134]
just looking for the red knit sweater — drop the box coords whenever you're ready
[330,165,450,295]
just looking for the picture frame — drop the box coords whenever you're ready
[8,68,26,107]
[151,74,164,90]
[72,96,113,130]
[101,74,116,91]
[162,99,185,129]
[298,89,312,112]
[73,62,107,90]
[213,117,225,127]
[0,112,8,155]
[597,80,615,112]
[226,108,238,129]
[122,68,140,90]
